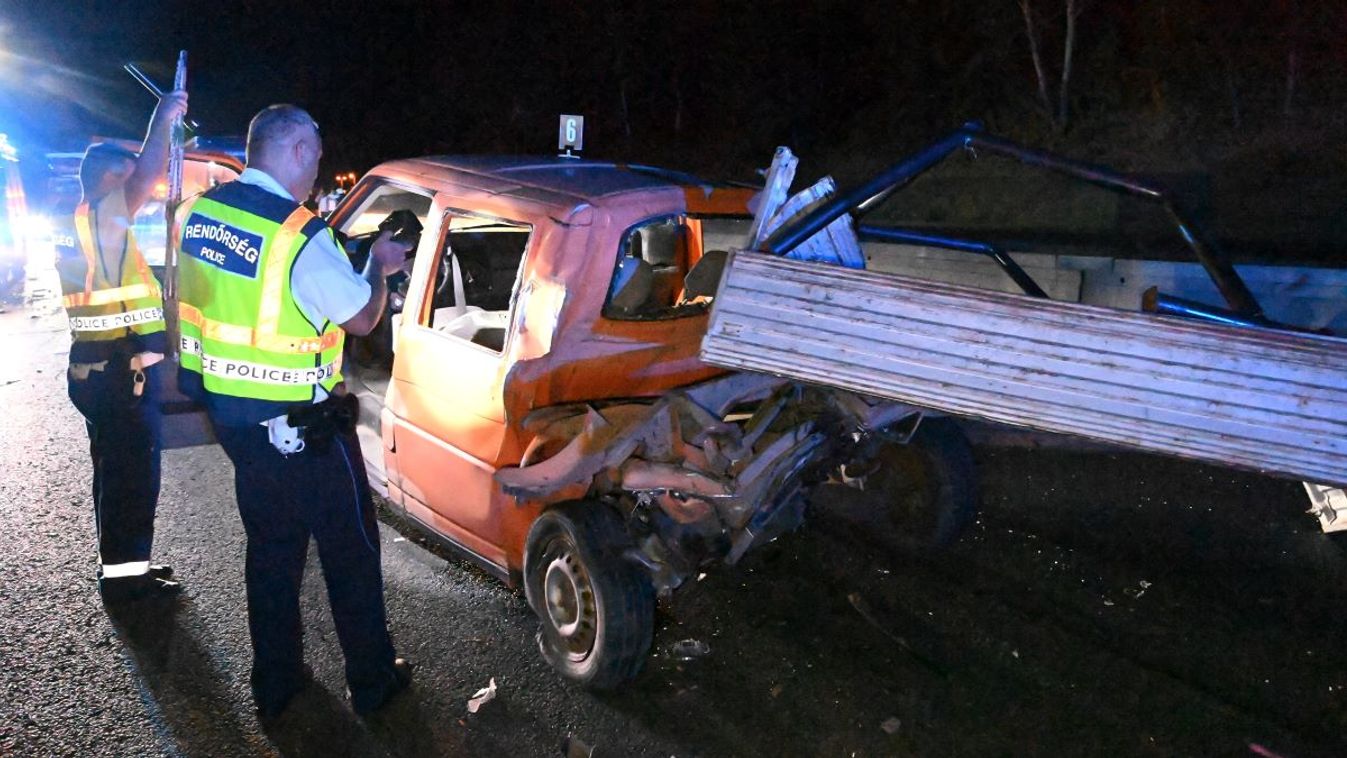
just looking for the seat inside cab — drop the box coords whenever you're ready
[604,215,751,320]
[427,217,531,353]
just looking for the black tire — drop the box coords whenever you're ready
[867,416,979,548]
[523,501,654,689]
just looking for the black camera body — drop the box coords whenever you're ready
[378,209,423,250]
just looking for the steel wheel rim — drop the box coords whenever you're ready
[542,543,597,660]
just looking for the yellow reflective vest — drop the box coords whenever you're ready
[176,181,344,425]
[55,198,166,363]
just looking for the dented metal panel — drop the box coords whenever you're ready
[702,251,1347,486]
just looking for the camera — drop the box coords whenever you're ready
[378,209,423,253]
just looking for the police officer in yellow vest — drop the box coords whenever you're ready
[57,90,188,604]
[176,104,412,721]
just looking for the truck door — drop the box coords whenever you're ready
[387,208,532,568]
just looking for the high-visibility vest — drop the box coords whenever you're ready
[55,201,166,362]
[176,180,345,425]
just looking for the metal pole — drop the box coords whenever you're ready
[124,62,199,130]
[163,51,187,359]
[1140,287,1292,331]
[964,132,1263,319]
[761,129,970,257]
[123,63,164,97]
[760,123,1264,321]
[856,225,1050,298]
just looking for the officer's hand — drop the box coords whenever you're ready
[152,90,189,129]
[370,230,414,276]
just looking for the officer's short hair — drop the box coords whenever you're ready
[79,143,138,195]
[246,105,318,162]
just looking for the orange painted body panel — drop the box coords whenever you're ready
[348,157,753,578]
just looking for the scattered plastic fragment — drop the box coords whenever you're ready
[467,677,497,713]
[880,717,902,735]
[563,733,596,757]
[1124,580,1148,599]
[670,639,711,660]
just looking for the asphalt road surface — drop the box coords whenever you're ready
[2,267,1345,757]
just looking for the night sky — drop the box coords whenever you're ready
[2,2,1345,199]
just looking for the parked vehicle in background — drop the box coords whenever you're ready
[1,138,31,306]
[44,138,244,269]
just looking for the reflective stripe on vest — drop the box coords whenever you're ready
[69,306,165,332]
[181,335,338,385]
[100,560,150,579]
[59,203,165,340]
[177,302,342,353]
[177,186,345,405]
[62,282,157,308]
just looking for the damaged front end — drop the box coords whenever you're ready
[496,373,925,596]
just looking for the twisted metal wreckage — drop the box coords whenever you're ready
[497,371,929,595]
[494,124,1347,600]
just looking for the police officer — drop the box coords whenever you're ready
[175,104,411,720]
[57,91,189,604]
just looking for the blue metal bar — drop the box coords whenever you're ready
[758,123,1264,322]
[1142,288,1275,330]
[964,132,1165,200]
[856,225,1049,298]
[964,133,1261,318]
[761,129,972,257]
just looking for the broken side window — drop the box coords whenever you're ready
[604,215,748,321]
[423,211,531,354]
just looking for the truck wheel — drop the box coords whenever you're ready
[870,417,979,548]
[524,501,654,689]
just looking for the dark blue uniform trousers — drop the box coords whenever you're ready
[67,359,162,577]
[212,421,399,708]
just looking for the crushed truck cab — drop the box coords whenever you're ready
[332,157,958,687]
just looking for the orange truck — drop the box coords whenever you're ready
[321,156,967,688]
[155,130,1345,690]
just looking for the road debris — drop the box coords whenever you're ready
[670,639,711,660]
[880,717,902,735]
[847,592,911,651]
[846,591,952,676]
[562,733,597,757]
[467,677,497,713]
